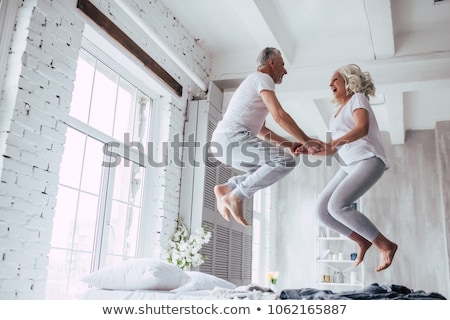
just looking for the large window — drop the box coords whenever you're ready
[45,48,155,299]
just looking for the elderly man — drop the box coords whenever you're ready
[211,47,321,226]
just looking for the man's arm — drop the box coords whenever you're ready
[260,90,315,145]
[257,123,290,145]
[258,123,303,153]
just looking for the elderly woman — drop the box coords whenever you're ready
[312,64,397,272]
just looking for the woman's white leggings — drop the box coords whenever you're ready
[315,156,386,242]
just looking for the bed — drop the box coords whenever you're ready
[78,258,276,300]
[78,258,446,300]
[280,283,447,300]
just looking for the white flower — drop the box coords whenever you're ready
[267,271,279,284]
[163,220,212,271]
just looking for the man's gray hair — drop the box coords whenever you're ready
[257,47,281,69]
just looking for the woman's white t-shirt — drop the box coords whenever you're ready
[329,93,389,169]
[214,71,275,135]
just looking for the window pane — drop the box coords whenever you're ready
[73,192,99,251]
[104,255,127,268]
[80,137,104,195]
[66,251,93,300]
[113,163,145,205]
[45,249,93,300]
[88,61,118,135]
[45,249,72,299]
[59,128,85,188]
[107,201,140,256]
[113,78,137,142]
[112,162,132,202]
[51,185,78,248]
[69,49,95,123]
[130,165,144,205]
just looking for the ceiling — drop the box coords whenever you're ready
[160,0,450,143]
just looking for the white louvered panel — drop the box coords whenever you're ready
[214,225,230,279]
[199,221,214,274]
[203,164,217,211]
[242,234,252,282]
[230,230,243,281]
[243,194,254,227]
[206,118,216,142]
[203,118,220,211]
[218,164,232,185]
[205,119,221,170]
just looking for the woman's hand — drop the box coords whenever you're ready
[294,139,325,155]
[309,142,337,156]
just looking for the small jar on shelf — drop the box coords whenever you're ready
[316,224,365,291]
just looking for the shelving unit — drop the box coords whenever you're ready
[315,202,365,292]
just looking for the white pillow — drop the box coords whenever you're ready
[171,271,237,292]
[81,258,188,290]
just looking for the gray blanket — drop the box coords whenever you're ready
[279,283,446,300]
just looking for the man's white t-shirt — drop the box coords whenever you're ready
[215,71,275,135]
[329,93,389,169]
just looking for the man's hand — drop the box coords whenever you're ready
[280,141,304,156]
[303,139,324,154]
[294,143,307,155]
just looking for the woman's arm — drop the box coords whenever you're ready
[332,108,369,147]
[305,108,369,157]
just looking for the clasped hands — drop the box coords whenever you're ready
[291,140,336,156]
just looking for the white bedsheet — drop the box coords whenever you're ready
[80,288,217,300]
[79,285,278,300]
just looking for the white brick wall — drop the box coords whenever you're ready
[0,0,83,299]
[142,97,187,258]
[0,0,209,299]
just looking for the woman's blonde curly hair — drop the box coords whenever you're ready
[333,64,376,104]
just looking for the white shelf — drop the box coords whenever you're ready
[317,237,350,241]
[317,259,355,263]
[315,202,365,292]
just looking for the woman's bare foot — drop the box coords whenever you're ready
[348,232,372,266]
[372,233,398,272]
[355,241,372,267]
[214,184,232,221]
[222,192,248,226]
[376,242,398,272]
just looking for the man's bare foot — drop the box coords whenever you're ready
[348,232,372,266]
[214,184,232,221]
[222,192,248,227]
[376,242,398,272]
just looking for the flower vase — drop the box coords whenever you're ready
[270,281,277,293]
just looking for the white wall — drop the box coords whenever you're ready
[269,130,450,298]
